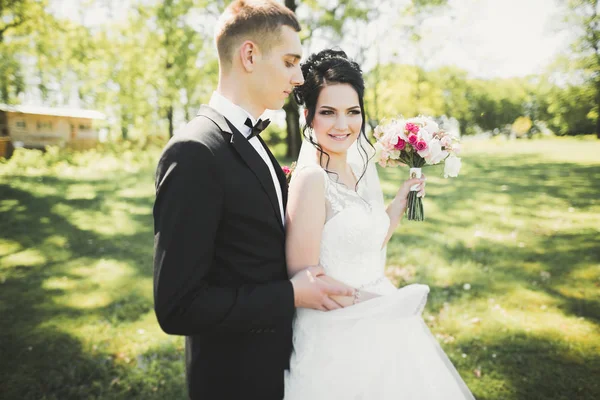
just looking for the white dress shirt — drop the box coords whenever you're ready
[208,91,285,225]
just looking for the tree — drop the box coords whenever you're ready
[156,0,212,137]
[560,0,600,138]
[0,0,48,103]
[0,0,45,43]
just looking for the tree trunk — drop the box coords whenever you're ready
[284,96,301,158]
[167,105,174,138]
[284,0,300,157]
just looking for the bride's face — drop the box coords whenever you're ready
[309,83,363,156]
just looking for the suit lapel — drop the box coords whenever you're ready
[197,105,285,230]
[258,135,288,211]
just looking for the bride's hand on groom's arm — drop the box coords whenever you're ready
[290,265,354,311]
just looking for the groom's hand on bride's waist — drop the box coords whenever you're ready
[290,265,354,311]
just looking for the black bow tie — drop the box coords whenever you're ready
[245,117,271,140]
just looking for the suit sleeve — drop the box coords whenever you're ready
[153,140,295,335]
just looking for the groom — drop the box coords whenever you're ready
[153,1,353,399]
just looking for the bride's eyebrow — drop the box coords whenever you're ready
[320,105,360,111]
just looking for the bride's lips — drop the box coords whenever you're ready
[328,133,351,141]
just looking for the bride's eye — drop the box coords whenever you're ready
[349,110,361,115]
[319,110,334,115]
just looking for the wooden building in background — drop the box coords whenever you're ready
[0,104,106,158]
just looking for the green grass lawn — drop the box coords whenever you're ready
[1,137,599,399]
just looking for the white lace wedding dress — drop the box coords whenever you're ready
[284,163,475,400]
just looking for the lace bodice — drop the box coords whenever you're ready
[291,164,390,288]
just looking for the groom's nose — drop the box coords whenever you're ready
[291,64,304,86]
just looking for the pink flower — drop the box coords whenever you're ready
[394,138,406,150]
[282,166,291,174]
[408,134,418,145]
[415,141,428,151]
[405,122,419,134]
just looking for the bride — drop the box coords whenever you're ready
[283,49,475,399]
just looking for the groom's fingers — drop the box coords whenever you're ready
[322,297,341,311]
[309,265,326,277]
[321,281,354,297]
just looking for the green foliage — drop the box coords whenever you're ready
[365,63,535,135]
[557,0,600,136]
[0,45,24,103]
[0,0,46,41]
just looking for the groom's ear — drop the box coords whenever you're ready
[240,40,258,72]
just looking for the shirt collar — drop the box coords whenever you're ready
[208,91,260,138]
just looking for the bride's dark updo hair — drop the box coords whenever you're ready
[293,48,372,187]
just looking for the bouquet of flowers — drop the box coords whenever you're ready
[373,116,462,221]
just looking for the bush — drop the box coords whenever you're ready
[0,140,163,177]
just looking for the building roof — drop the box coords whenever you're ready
[0,104,106,120]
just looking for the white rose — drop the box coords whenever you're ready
[382,125,397,144]
[418,128,432,142]
[444,155,462,178]
[425,138,445,165]
[395,121,408,140]
[424,120,439,135]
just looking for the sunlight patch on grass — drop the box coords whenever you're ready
[43,276,78,291]
[117,185,155,199]
[112,200,152,216]
[65,183,97,200]
[0,240,21,257]
[0,248,47,268]
[66,291,112,309]
[52,203,141,236]
[70,258,135,283]
[568,264,600,281]
[9,180,61,197]
[43,234,69,248]
[0,198,21,213]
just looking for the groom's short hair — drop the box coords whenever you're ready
[215,0,301,70]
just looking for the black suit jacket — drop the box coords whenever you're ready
[153,105,295,400]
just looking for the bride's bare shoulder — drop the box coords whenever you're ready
[290,165,326,188]
[288,165,327,203]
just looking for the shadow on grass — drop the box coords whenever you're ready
[379,153,600,211]
[453,333,600,400]
[0,261,186,399]
[0,171,188,399]
[383,153,600,399]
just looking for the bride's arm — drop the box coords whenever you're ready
[286,168,361,307]
[381,176,426,248]
[286,168,383,307]
[285,168,327,277]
